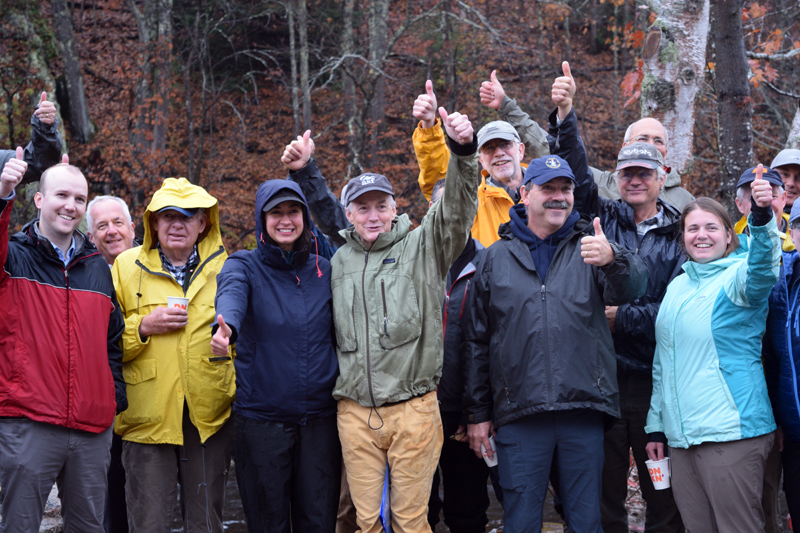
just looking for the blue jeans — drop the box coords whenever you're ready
[496,410,605,533]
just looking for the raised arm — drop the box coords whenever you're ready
[412,80,449,202]
[480,70,549,159]
[283,130,349,247]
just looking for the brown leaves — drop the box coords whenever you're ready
[621,59,644,108]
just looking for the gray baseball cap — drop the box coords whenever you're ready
[771,149,800,170]
[341,173,394,206]
[476,121,520,151]
[615,142,665,171]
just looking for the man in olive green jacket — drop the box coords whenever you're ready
[329,108,478,533]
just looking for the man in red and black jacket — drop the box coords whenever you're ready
[0,149,126,532]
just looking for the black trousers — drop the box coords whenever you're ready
[601,372,684,533]
[427,410,491,533]
[784,437,800,525]
[232,413,341,533]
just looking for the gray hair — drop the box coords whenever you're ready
[345,195,396,214]
[86,195,133,233]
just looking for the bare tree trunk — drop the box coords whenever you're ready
[127,0,173,179]
[51,0,95,143]
[443,0,457,111]
[298,0,311,131]
[642,0,710,178]
[787,105,800,149]
[710,0,753,216]
[341,0,360,176]
[288,1,300,137]
[366,0,389,166]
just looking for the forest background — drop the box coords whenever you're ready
[2,0,799,251]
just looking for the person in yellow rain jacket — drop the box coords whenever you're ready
[734,166,795,252]
[411,80,548,247]
[112,177,234,533]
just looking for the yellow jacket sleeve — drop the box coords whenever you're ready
[413,118,450,202]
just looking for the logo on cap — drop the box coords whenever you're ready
[545,157,561,169]
[361,176,376,185]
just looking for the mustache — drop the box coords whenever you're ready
[542,200,570,209]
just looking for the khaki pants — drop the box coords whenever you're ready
[670,432,774,533]
[337,391,443,533]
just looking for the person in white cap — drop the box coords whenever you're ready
[771,148,800,214]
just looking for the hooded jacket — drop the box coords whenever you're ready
[762,250,800,442]
[463,203,648,428]
[331,138,479,407]
[112,178,232,445]
[497,95,694,210]
[549,107,686,375]
[645,217,780,448]
[412,119,540,248]
[0,197,125,433]
[214,180,338,424]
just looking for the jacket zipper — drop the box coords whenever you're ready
[363,251,378,408]
[64,266,72,426]
[380,279,390,337]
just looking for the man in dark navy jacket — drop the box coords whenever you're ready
[0,151,126,532]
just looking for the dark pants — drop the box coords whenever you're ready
[122,409,234,533]
[105,432,129,533]
[496,410,605,533]
[232,413,341,533]
[601,372,684,533]
[0,419,113,533]
[427,411,490,533]
[784,437,800,524]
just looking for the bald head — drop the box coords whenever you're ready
[39,163,86,195]
[623,118,668,158]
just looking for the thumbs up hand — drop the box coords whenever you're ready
[1,147,27,198]
[751,163,772,209]
[439,107,473,146]
[211,315,233,356]
[281,130,315,171]
[33,92,57,125]
[580,217,615,266]
[479,70,506,110]
[552,61,576,120]
[412,80,438,129]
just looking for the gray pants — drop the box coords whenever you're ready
[121,412,234,533]
[0,418,113,533]
[670,432,774,533]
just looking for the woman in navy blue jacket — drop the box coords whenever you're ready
[211,178,340,532]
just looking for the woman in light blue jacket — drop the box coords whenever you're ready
[645,176,780,532]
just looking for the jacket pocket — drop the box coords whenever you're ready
[332,278,358,352]
[194,356,235,415]
[377,274,422,350]
[120,359,162,425]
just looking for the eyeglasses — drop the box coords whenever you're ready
[790,220,800,230]
[618,169,658,182]
[480,140,516,155]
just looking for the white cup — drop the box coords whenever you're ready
[645,457,670,490]
[480,435,498,467]
[167,297,189,311]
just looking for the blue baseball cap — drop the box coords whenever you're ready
[736,166,784,189]
[157,206,199,217]
[790,201,800,227]
[523,155,576,186]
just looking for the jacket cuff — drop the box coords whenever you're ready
[647,432,667,444]
[749,201,772,227]
[446,134,477,157]
[466,409,491,425]
[287,158,319,184]
[415,117,442,135]
[498,95,516,117]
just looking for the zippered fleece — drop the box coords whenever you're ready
[331,145,479,407]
